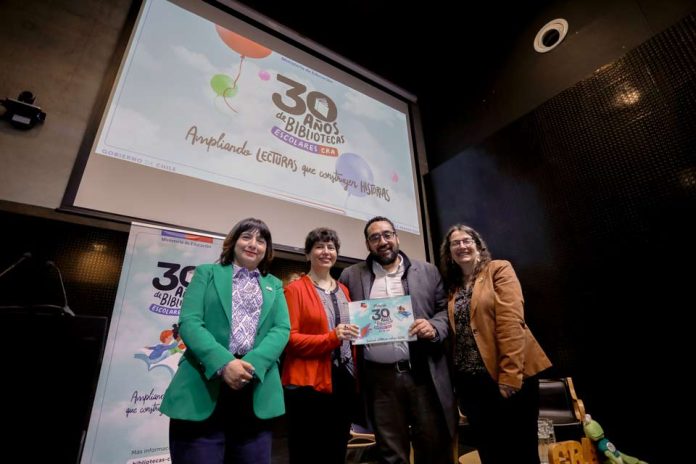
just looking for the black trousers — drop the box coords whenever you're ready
[169,385,272,464]
[284,366,357,464]
[456,372,540,464]
[363,361,451,464]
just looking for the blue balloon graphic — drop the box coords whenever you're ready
[335,152,374,197]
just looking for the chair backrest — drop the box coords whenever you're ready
[539,378,583,424]
[538,377,586,442]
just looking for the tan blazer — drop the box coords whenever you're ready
[447,260,551,389]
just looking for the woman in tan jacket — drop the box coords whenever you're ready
[440,224,551,464]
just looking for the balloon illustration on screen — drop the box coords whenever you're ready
[336,152,374,208]
[211,25,272,113]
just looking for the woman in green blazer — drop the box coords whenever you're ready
[161,218,290,464]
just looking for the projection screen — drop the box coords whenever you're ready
[64,0,428,260]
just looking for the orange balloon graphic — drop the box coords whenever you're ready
[215,25,271,59]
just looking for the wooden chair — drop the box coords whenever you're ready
[566,377,586,422]
[543,377,603,464]
[539,377,586,441]
[346,424,377,464]
[456,377,589,464]
[346,425,437,464]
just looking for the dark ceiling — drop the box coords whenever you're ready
[235,0,554,98]
[231,0,556,157]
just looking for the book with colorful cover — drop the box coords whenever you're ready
[348,295,416,345]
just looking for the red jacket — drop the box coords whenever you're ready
[282,275,351,393]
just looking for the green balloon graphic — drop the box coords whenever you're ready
[223,85,238,98]
[210,74,238,97]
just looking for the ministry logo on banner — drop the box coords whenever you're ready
[81,224,223,464]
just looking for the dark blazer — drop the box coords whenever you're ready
[339,252,457,436]
[161,263,290,421]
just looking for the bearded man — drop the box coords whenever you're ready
[339,216,456,464]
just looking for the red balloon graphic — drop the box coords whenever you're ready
[215,25,271,59]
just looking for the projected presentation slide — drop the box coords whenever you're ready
[94,0,420,234]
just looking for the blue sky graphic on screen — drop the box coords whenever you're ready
[96,0,419,233]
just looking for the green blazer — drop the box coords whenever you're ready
[160,263,290,421]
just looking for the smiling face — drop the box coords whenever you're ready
[448,229,480,270]
[365,220,400,266]
[233,228,267,270]
[308,240,338,273]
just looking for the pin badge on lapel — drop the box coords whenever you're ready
[265,286,273,291]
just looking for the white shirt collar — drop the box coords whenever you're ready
[371,254,404,277]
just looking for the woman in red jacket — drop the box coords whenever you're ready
[282,227,360,464]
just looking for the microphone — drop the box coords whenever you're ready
[0,252,32,280]
[45,261,76,317]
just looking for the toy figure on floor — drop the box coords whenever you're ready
[583,414,648,464]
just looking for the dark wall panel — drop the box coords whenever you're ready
[424,0,696,168]
[428,13,696,460]
[0,210,125,462]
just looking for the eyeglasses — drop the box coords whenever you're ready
[367,230,396,244]
[450,238,475,248]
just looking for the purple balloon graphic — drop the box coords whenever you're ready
[335,152,373,197]
[258,70,271,81]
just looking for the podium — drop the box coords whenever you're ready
[2,309,107,463]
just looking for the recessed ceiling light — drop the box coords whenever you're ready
[534,18,569,53]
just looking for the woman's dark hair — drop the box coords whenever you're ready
[439,224,492,294]
[219,218,273,275]
[304,227,341,255]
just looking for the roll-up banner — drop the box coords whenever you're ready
[81,223,223,464]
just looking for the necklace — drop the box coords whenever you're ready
[310,274,335,294]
